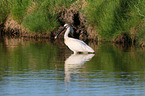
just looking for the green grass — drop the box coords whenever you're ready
[11,0,30,23]
[0,0,145,43]
[136,22,145,45]
[0,0,77,33]
[0,0,11,23]
[84,0,118,38]
[22,9,58,33]
[84,0,145,40]
[22,0,77,33]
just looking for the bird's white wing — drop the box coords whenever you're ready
[65,38,94,52]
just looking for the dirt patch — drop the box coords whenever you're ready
[3,16,25,36]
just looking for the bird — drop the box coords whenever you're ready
[55,24,95,54]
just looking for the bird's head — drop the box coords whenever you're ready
[64,24,74,33]
[55,24,74,39]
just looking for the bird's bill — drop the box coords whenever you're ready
[55,27,65,39]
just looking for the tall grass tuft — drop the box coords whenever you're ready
[0,0,11,23]
[11,0,30,24]
[22,9,58,33]
[84,0,145,40]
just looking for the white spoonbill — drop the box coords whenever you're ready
[55,24,95,54]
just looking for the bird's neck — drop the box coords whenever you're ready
[64,27,70,39]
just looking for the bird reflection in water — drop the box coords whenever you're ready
[64,53,94,93]
[64,53,95,82]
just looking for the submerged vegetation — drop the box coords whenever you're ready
[0,0,145,45]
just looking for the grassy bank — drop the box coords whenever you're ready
[0,0,145,44]
[84,0,145,41]
[0,0,77,33]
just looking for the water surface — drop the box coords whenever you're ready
[0,37,145,96]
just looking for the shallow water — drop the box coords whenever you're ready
[0,37,145,96]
